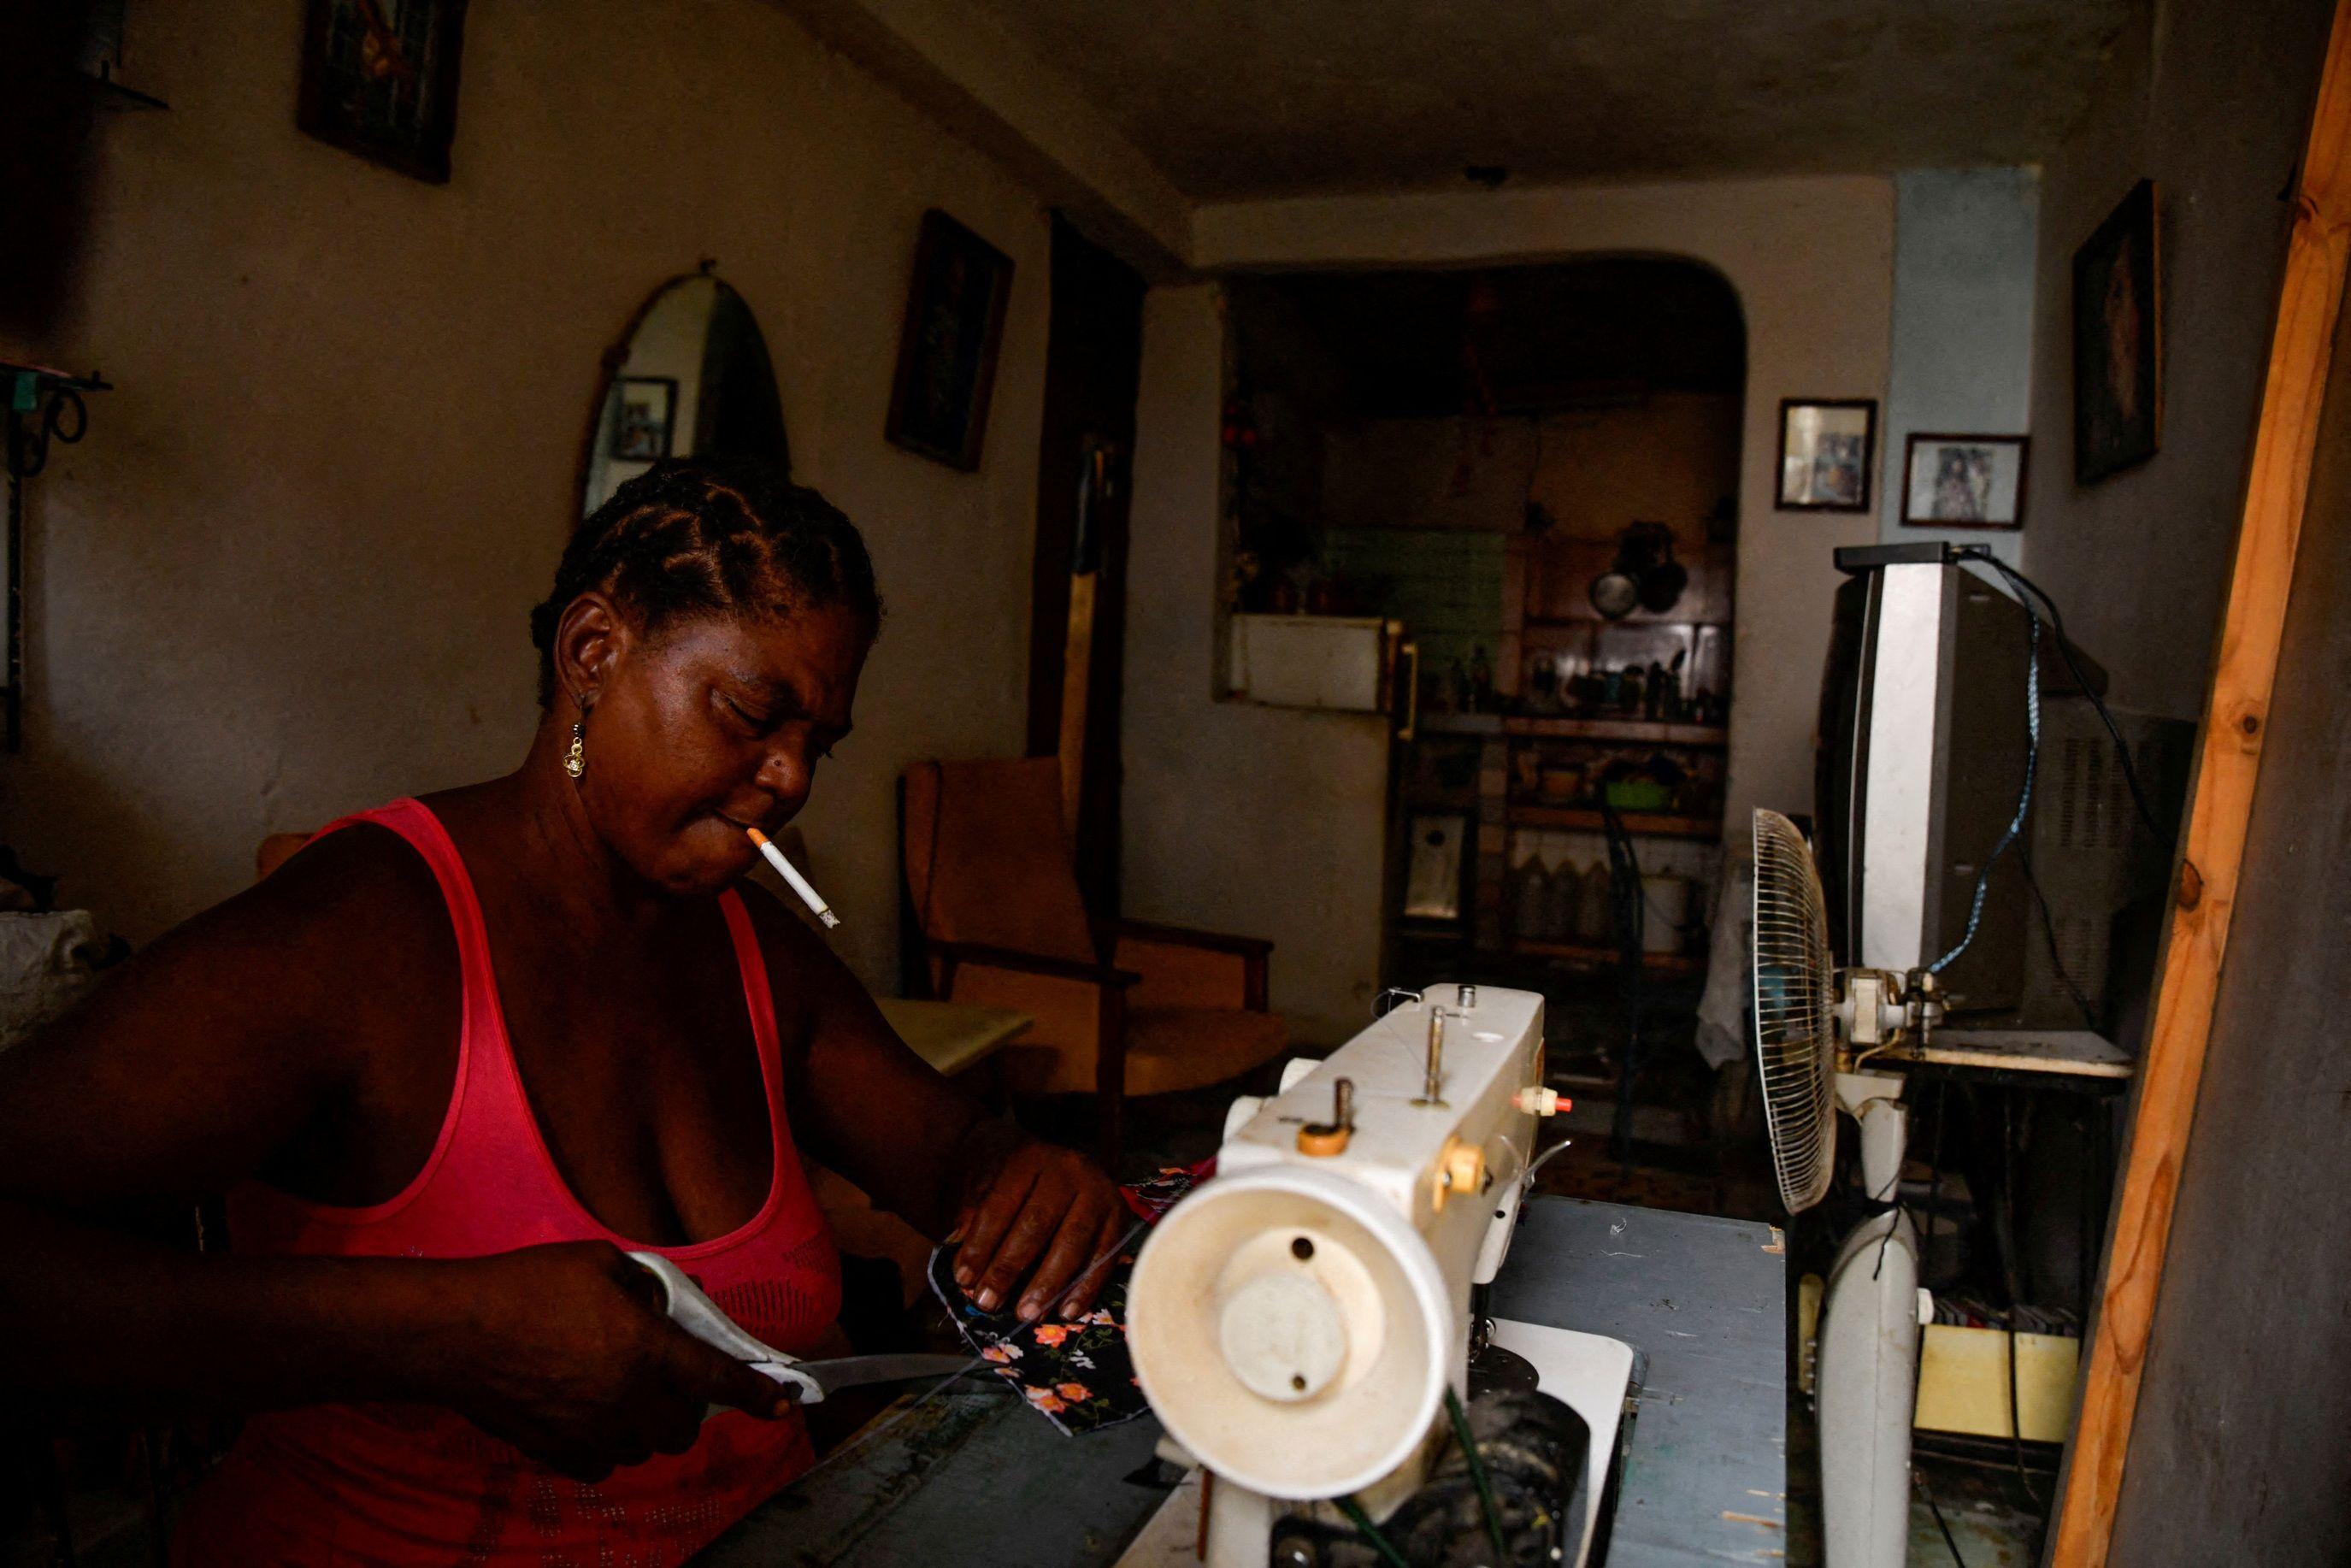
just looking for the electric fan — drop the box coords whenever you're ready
[1750,809,1945,1568]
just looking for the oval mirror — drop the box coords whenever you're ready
[581,274,788,516]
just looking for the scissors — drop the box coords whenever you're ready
[627,1251,974,1409]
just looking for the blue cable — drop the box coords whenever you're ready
[1929,595,2042,976]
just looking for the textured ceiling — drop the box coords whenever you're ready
[961,0,2138,200]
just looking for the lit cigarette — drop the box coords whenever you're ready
[745,828,840,928]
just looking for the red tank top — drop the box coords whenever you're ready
[173,799,842,1567]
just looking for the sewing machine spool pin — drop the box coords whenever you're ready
[1296,1077,1354,1157]
[1416,1008,1448,1106]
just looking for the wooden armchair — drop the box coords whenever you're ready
[899,758,1283,1165]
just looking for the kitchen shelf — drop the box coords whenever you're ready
[1503,716,1728,745]
[1417,712,1505,735]
[1518,615,1735,634]
[1401,789,1480,813]
[1511,938,1705,974]
[1505,805,1722,839]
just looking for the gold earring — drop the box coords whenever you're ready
[564,720,586,780]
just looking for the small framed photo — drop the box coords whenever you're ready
[1777,398,1877,511]
[1902,434,2030,529]
[609,376,677,462]
[296,0,470,184]
[886,209,1016,471]
[2074,179,2162,483]
[1401,814,1468,923]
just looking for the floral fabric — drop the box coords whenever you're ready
[927,1160,1211,1436]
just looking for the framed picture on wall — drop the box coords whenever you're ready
[609,376,677,462]
[1901,433,2030,529]
[1777,398,1877,511]
[2074,179,2162,483]
[296,0,470,184]
[885,209,1016,471]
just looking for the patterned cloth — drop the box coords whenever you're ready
[927,1160,1212,1436]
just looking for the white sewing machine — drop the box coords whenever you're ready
[1118,985,1636,1568]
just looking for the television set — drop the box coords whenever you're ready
[1813,543,2189,1035]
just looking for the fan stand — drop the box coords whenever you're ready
[1748,809,1945,1568]
[1818,1067,1930,1568]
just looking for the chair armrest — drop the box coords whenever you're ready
[925,940,1142,989]
[1105,918,1274,961]
[1106,921,1272,1013]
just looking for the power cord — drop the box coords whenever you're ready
[1934,545,2152,1008]
[2018,845,2100,1028]
[1919,1470,1973,1568]
[1335,1494,1411,1568]
[1950,547,2163,839]
[1929,588,2041,976]
[1444,1386,1512,1565]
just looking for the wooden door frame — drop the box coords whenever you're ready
[2051,3,2351,1559]
[1025,214,1145,920]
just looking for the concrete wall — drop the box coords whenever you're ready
[2101,248,2351,1568]
[3,0,1053,995]
[1124,177,1893,1038]
[2033,0,2349,1559]
[1879,168,2039,563]
[2021,0,2336,718]
[1124,284,1395,1044]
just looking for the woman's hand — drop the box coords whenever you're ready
[428,1241,792,1482]
[948,1135,1126,1323]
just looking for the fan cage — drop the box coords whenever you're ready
[1751,809,1836,1214]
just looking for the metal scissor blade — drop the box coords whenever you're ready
[628,1251,974,1408]
[779,1353,978,1400]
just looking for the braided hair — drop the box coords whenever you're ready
[532,459,881,708]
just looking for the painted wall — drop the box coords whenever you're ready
[1125,178,1893,1037]
[3,0,1053,997]
[2036,0,2348,1560]
[2100,257,2351,1568]
[1123,285,1395,1045]
[2021,0,2336,719]
[1879,167,2039,562]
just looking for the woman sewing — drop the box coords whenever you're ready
[0,462,1125,1564]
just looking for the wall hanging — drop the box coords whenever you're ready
[1776,398,1876,511]
[886,209,1014,471]
[297,0,469,183]
[1901,433,2030,529]
[2073,178,2161,483]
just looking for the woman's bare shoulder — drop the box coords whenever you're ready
[732,878,846,979]
[0,822,460,1209]
[193,820,457,981]
[730,880,871,1036]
